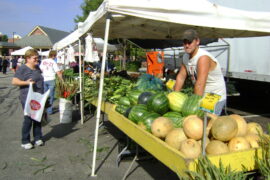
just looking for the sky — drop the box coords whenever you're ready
[0,0,84,38]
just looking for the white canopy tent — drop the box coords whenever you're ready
[53,0,270,177]
[39,50,50,57]
[11,46,34,56]
[77,0,270,40]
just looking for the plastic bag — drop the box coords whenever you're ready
[41,112,51,126]
[24,83,50,122]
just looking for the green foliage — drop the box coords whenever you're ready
[83,75,135,104]
[130,47,146,59]
[74,0,103,23]
[0,34,8,42]
[0,34,9,55]
[63,69,79,78]
[180,155,252,180]
[255,126,270,179]
[112,60,121,71]
[126,60,141,72]
[55,77,79,100]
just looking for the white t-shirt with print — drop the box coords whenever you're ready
[39,58,60,81]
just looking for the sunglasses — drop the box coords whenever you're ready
[183,39,194,45]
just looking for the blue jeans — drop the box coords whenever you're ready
[214,99,226,115]
[44,80,55,114]
[22,116,42,144]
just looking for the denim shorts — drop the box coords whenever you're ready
[214,99,226,115]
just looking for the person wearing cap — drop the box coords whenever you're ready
[174,29,226,115]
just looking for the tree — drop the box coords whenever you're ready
[74,0,103,23]
[0,34,8,42]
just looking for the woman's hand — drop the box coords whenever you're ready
[26,78,35,85]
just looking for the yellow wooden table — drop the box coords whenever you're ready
[93,101,262,176]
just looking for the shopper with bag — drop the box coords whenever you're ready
[12,49,45,150]
[39,50,63,115]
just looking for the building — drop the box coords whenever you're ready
[15,25,70,51]
[0,25,70,56]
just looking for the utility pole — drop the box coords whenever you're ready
[12,32,16,43]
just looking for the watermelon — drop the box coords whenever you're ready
[127,90,142,105]
[115,105,129,115]
[118,97,131,106]
[181,94,204,117]
[138,112,160,132]
[128,104,148,123]
[135,73,164,91]
[147,93,169,115]
[167,92,188,112]
[124,107,132,118]
[163,112,184,128]
[138,91,154,105]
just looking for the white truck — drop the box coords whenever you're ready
[208,0,270,95]
[164,0,270,95]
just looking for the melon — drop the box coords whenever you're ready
[211,116,238,142]
[181,94,204,117]
[206,113,218,136]
[179,139,201,159]
[229,114,247,137]
[128,104,148,124]
[183,115,203,140]
[165,128,187,150]
[167,92,188,112]
[147,93,169,115]
[198,137,210,147]
[247,122,263,135]
[138,112,160,132]
[228,137,251,152]
[151,117,174,139]
[137,91,154,105]
[206,140,229,155]
[245,134,260,148]
[163,112,184,128]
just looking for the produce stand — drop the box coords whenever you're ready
[92,101,262,177]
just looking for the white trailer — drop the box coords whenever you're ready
[163,0,270,95]
[207,0,270,83]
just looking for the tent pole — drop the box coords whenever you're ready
[123,39,127,70]
[91,14,111,177]
[79,39,84,124]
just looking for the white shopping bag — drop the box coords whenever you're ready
[24,83,50,122]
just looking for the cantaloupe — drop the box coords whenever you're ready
[247,122,263,135]
[198,137,210,147]
[206,113,218,136]
[211,116,238,142]
[228,137,251,152]
[165,128,187,150]
[245,134,260,148]
[183,115,203,140]
[206,140,229,155]
[151,117,174,139]
[229,114,247,137]
[179,139,201,159]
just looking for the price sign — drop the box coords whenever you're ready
[199,93,221,113]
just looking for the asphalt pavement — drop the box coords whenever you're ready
[1,69,268,180]
[0,70,178,180]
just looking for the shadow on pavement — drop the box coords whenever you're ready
[43,122,79,141]
[43,109,80,141]
[102,120,179,180]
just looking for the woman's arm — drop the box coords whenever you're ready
[12,77,33,86]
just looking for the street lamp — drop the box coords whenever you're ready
[12,32,16,44]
